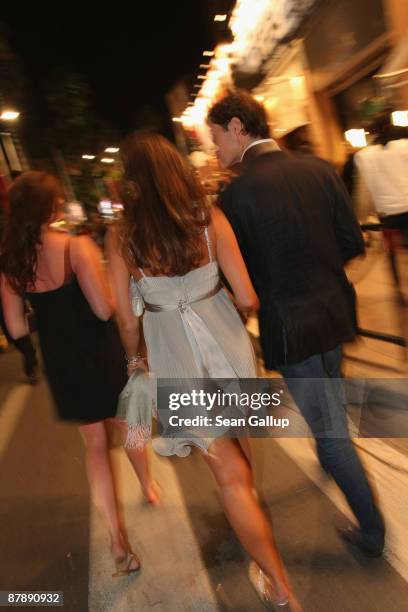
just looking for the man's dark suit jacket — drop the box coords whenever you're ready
[219,142,365,369]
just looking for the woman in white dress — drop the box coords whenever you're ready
[106,132,301,611]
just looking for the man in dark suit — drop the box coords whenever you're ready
[207,90,385,557]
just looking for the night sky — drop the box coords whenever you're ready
[1,2,234,138]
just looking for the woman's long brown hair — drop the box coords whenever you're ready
[0,171,62,294]
[119,131,210,275]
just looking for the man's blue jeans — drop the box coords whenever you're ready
[279,346,384,548]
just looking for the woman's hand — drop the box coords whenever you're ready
[235,296,260,315]
[127,355,148,377]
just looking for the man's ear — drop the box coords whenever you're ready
[228,116,244,136]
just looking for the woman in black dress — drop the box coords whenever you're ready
[0,171,156,576]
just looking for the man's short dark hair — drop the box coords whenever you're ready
[208,89,270,139]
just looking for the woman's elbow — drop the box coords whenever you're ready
[95,301,113,321]
[98,309,112,322]
[7,321,29,340]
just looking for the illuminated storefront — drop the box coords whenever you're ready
[178,0,407,167]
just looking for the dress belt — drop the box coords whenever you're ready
[144,283,223,313]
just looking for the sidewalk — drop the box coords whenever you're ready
[344,241,408,378]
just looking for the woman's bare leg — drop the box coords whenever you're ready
[79,421,129,560]
[238,436,252,466]
[202,437,298,605]
[115,419,160,505]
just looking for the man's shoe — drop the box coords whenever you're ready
[338,526,384,558]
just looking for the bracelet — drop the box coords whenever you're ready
[126,354,145,367]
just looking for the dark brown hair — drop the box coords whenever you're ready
[208,89,270,139]
[0,171,62,294]
[119,131,210,276]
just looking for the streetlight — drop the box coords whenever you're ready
[82,154,95,160]
[0,110,20,121]
[101,158,114,164]
[104,147,119,153]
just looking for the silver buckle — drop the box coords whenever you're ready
[178,299,187,313]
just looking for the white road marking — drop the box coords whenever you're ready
[0,385,33,458]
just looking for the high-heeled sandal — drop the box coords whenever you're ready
[112,551,141,578]
[248,561,291,610]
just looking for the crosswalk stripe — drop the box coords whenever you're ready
[0,385,33,458]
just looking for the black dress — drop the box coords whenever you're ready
[26,239,127,422]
